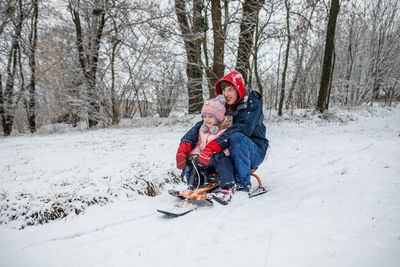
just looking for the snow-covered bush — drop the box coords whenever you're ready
[0,164,182,229]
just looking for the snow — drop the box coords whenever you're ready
[1,106,400,267]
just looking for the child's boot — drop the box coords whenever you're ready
[212,186,235,205]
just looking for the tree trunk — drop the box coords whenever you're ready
[278,0,291,116]
[110,38,121,125]
[285,41,303,110]
[89,8,105,126]
[0,73,4,133]
[1,0,23,136]
[275,43,283,110]
[27,0,39,133]
[253,6,264,106]
[69,0,106,128]
[236,0,265,84]
[175,0,204,114]
[285,1,317,110]
[254,50,263,106]
[3,49,17,136]
[343,14,355,106]
[209,0,225,97]
[317,0,340,113]
[326,49,336,109]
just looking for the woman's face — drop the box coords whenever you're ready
[222,84,238,105]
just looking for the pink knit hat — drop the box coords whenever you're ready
[201,95,226,124]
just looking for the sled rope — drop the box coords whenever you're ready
[192,157,202,189]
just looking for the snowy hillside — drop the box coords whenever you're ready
[1,106,400,267]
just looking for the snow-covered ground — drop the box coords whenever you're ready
[1,106,399,267]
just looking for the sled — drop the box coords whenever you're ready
[157,169,268,217]
[248,172,268,198]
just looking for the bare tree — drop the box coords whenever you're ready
[285,1,318,110]
[278,0,291,116]
[175,0,205,114]
[0,0,25,136]
[25,0,38,133]
[367,0,400,104]
[251,1,276,105]
[208,0,225,97]
[68,0,107,128]
[341,7,357,106]
[100,1,127,125]
[153,60,185,117]
[236,0,265,84]
[317,0,340,112]
[35,18,84,128]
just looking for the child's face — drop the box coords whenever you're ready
[203,115,217,127]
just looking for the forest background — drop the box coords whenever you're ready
[0,0,399,136]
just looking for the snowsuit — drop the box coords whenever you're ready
[184,117,235,189]
[181,72,269,187]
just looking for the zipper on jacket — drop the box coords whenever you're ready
[227,106,232,116]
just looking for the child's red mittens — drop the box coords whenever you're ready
[176,142,192,169]
[199,140,222,166]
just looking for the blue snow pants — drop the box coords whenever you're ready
[214,155,235,188]
[228,133,266,187]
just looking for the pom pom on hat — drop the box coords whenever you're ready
[201,95,226,124]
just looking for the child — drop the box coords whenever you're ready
[176,95,236,202]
